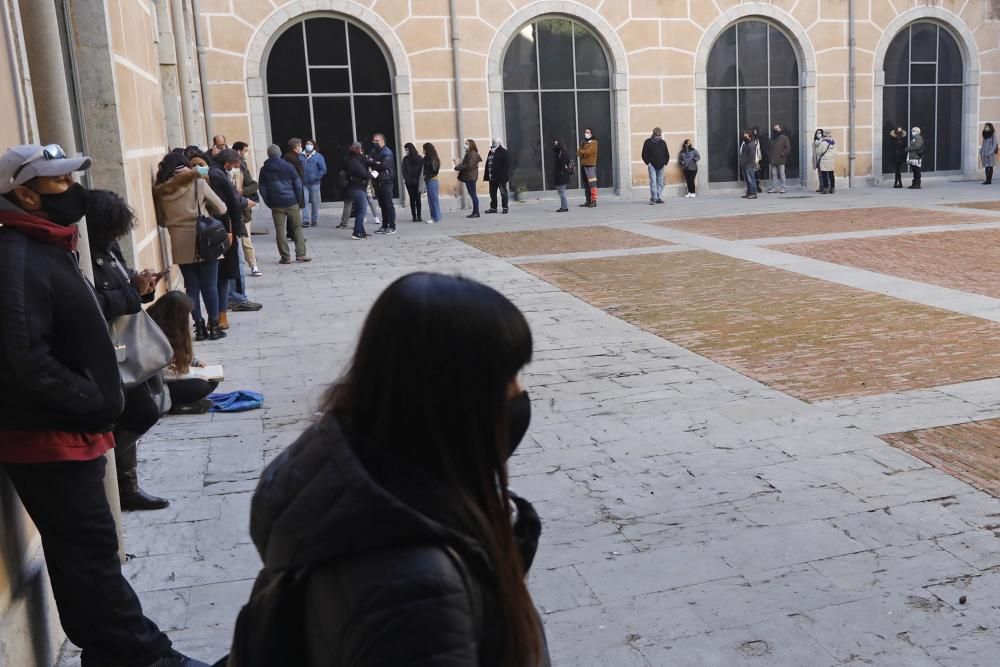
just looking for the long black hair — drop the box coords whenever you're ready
[86,189,135,249]
[324,272,541,666]
[422,142,440,170]
[156,152,191,185]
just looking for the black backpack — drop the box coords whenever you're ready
[194,182,230,261]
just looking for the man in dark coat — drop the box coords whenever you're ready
[641,127,669,204]
[209,149,255,327]
[370,133,397,234]
[0,144,208,667]
[259,144,310,263]
[483,137,510,214]
[766,124,791,193]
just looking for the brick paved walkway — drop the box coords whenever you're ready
[58,182,1000,666]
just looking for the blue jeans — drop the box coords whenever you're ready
[771,164,786,190]
[303,182,321,224]
[426,178,441,222]
[179,259,219,322]
[647,164,665,201]
[348,187,368,235]
[464,180,479,214]
[743,167,758,194]
[557,184,568,209]
[228,240,248,305]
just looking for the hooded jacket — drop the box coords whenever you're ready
[641,136,669,170]
[483,144,510,183]
[258,156,305,210]
[228,415,549,666]
[154,169,227,265]
[0,198,124,455]
[299,150,328,186]
[982,130,997,168]
[768,131,790,166]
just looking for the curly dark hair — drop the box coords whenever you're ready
[86,189,135,249]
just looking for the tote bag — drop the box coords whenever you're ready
[112,309,174,388]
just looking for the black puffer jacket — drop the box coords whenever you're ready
[0,199,124,435]
[90,240,152,321]
[229,415,549,667]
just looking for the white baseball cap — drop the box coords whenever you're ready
[0,144,92,194]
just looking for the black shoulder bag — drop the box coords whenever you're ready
[194,180,230,261]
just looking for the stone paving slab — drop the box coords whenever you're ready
[523,250,1000,401]
[769,228,1000,300]
[457,225,670,257]
[949,200,1000,211]
[654,207,995,240]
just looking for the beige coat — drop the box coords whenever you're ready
[154,169,226,265]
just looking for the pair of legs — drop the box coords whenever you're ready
[743,166,758,195]
[348,187,368,237]
[488,180,509,211]
[5,457,174,666]
[910,165,922,188]
[405,183,422,220]
[893,162,904,187]
[114,381,168,511]
[464,180,480,216]
[178,259,219,324]
[240,220,259,274]
[166,378,216,407]
[302,182,321,226]
[556,184,569,211]
[426,177,441,222]
[985,166,994,185]
[271,206,307,260]
[819,171,836,192]
[375,183,396,230]
[647,164,665,202]
[582,167,597,206]
[683,169,697,195]
[768,164,786,192]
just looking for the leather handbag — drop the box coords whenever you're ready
[112,308,174,388]
[194,180,230,260]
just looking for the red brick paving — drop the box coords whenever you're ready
[457,225,669,258]
[524,251,1000,401]
[882,419,1000,498]
[769,228,1000,300]
[655,207,993,240]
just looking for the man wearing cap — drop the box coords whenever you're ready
[0,145,208,667]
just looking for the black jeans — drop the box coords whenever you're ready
[4,457,171,666]
[683,169,697,194]
[375,182,395,229]
[893,162,904,186]
[911,165,922,186]
[405,183,421,219]
[489,181,509,210]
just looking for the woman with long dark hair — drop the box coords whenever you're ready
[423,142,442,223]
[455,138,482,218]
[147,291,220,412]
[228,273,548,666]
[402,142,424,221]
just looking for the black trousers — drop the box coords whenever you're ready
[405,183,422,219]
[893,162,904,186]
[489,181,509,210]
[375,183,395,229]
[912,165,922,186]
[683,169,697,194]
[166,378,217,406]
[4,457,171,666]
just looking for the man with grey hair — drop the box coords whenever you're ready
[259,144,310,263]
[906,127,925,189]
[370,133,397,234]
[484,137,510,214]
[641,127,668,204]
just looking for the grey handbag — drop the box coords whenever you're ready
[112,309,174,389]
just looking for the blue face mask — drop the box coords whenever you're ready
[195,165,210,177]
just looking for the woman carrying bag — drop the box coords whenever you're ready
[454,138,482,218]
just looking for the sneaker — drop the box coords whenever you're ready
[426,219,439,224]
[374,227,388,234]
[778,188,785,194]
[502,209,509,214]
[649,199,656,205]
[655,199,664,204]
[690,193,697,198]
[766,188,776,193]
[579,202,590,207]
[484,208,498,214]
[556,207,568,212]
[279,257,291,264]
[168,398,213,416]
[352,233,367,240]
[251,266,262,277]
[230,300,263,312]
[467,213,480,219]
[385,228,397,235]
[296,256,312,262]
[335,223,348,229]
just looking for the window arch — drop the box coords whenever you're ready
[705,20,801,183]
[501,17,615,191]
[881,21,963,173]
[265,16,398,199]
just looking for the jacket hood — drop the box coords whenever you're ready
[251,415,491,573]
[153,168,199,203]
[0,198,78,251]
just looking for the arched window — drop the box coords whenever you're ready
[882,22,963,173]
[502,17,614,191]
[265,17,397,199]
[706,20,801,183]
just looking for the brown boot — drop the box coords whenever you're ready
[218,311,229,330]
[114,432,169,511]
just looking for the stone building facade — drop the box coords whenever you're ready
[0,0,999,663]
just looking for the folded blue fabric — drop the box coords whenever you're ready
[207,390,264,412]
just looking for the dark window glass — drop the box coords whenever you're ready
[268,96,312,148]
[575,24,609,89]
[707,89,739,182]
[306,17,347,66]
[540,91,579,189]
[910,86,936,171]
[502,27,537,90]
[910,22,937,62]
[354,94,397,195]
[349,24,391,93]
[707,26,737,87]
[312,96,353,200]
[309,68,350,94]
[537,19,574,89]
[937,86,962,170]
[770,88,799,178]
[884,29,910,85]
[577,99,613,190]
[938,29,963,83]
[504,92,543,191]
[882,86,909,173]
[768,26,798,86]
[267,25,307,94]
[737,21,768,87]
[911,63,936,85]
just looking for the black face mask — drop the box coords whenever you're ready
[33,183,89,226]
[506,390,531,458]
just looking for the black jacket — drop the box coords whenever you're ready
[641,137,669,170]
[892,135,908,164]
[401,153,423,186]
[344,153,371,191]
[208,166,248,281]
[552,146,572,186]
[228,415,549,666]
[423,155,440,180]
[0,200,124,435]
[90,240,152,321]
[483,146,510,183]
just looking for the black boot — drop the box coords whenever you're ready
[208,319,227,340]
[194,320,207,342]
[115,432,169,511]
[985,167,993,185]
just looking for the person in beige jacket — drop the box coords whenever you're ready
[153,151,228,341]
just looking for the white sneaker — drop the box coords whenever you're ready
[250,266,262,277]
[691,193,696,198]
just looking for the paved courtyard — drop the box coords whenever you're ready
[60,181,1000,666]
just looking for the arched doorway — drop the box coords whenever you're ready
[881,21,963,174]
[500,17,615,192]
[705,20,802,184]
[264,16,398,200]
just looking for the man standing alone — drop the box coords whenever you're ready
[641,127,669,204]
[767,124,790,194]
[484,137,510,214]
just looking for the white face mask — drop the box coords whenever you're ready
[305,144,314,153]
[584,133,592,140]
[464,142,469,150]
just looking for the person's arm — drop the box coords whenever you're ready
[316,153,327,180]
[641,139,650,165]
[257,170,271,208]
[200,179,228,217]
